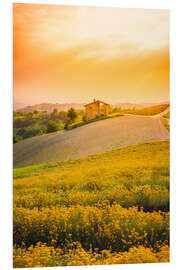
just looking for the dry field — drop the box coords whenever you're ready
[14,115,169,168]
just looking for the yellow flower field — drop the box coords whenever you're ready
[13,141,169,267]
[13,242,169,268]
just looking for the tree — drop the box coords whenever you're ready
[58,111,68,123]
[52,108,58,114]
[33,110,39,115]
[58,120,64,130]
[46,120,60,133]
[22,128,43,139]
[67,108,78,124]
[50,108,59,120]
[82,115,87,122]
[13,134,22,144]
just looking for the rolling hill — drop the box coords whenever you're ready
[14,114,169,168]
[112,103,144,109]
[13,140,169,267]
[128,103,169,116]
[16,102,85,113]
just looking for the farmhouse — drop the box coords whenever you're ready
[84,99,110,120]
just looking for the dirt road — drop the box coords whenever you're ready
[14,113,169,168]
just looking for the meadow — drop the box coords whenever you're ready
[161,117,170,132]
[124,103,169,116]
[13,140,169,267]
[161,109,170,132]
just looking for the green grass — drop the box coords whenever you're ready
[67,112,124,130]
[161,117,170,132]
[14,140,169,180]
[163,111,170,119]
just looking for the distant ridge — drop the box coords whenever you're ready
[113,102,169,110]
[113,103,144,109]
[16,103,86,113]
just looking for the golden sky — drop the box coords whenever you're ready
[13,4,169,108]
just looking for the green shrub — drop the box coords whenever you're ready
[13,134,22,144]
[46,120,61,133]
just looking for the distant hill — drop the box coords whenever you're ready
[141,101,169,107]
[113,102,169,110]
[14,101,27,110]
[129,103,170,116]
[16,103,85,113]
[113,103,145,109]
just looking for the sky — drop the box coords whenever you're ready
[13,4,169,108]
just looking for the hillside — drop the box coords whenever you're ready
[16,102,85,113]
[15,101,165,113]
[112,102,164,109]
[128,103,169,116]
[13,141,169,267]
[14,114,169,168]
[112,103,144,109]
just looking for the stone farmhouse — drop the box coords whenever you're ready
[84,99,110,120]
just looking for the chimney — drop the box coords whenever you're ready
[93,98,96,102]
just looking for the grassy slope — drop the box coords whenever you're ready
[127,103,169,116]
[13,141,169,267]
[13,115,169,168]
[163,111,170,119]
[14,140,169,182]
[67,112,123,130]
[161,117,170,132]
[160,107,170,132]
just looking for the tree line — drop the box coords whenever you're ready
[13,105,129,143]
[13,108,84,143]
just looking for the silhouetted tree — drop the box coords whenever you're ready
[67,108,78,123]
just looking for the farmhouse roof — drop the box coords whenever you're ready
[84,99,110,107]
